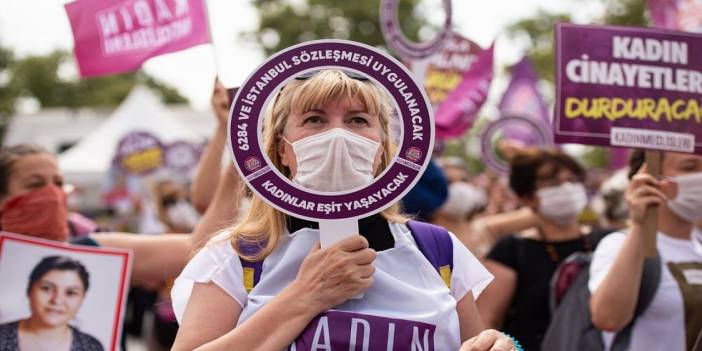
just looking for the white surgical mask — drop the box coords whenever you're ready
[537,182,588,227]
[284,128,380,192]
[667,172,702,223]
[438,182,487,220]
[692,228,702,257]
[166,200,201,231]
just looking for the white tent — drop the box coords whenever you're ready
[59,85,204,177]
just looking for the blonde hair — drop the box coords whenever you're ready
[227,70,407,261]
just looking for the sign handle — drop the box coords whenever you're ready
[319,219,363,299]
[319,219,360,248]
[642,150,662,258]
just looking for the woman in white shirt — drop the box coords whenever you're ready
[589,150,702,351]
[170,70,517,350]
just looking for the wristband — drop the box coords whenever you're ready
[502,333,524,351]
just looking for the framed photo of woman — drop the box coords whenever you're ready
[0,232,132,351]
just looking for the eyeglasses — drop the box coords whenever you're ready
[294,69,369,81]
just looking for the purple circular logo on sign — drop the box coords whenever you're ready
[113,131,164,175]
[228,40,434,221]
[379,0,452,59]
[244,156,262,172]
[480,115,554,174]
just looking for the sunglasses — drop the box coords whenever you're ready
[293,69,369,81]
[271,69,370,108]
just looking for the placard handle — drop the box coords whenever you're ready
[319,219,363,299]
[642,150,662,258]
[319,218,360,248]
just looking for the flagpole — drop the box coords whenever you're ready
[203,0,223,78]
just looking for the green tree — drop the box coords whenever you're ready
[506,0,648,84]
[0,47,16,116]
[9,50,188,109]
[506,11,572,83]
[246,0,429,56]
[0,46,17,138]
[601,0,647,26]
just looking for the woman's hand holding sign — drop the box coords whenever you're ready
[288,235,376,314]
[625,168,670,227]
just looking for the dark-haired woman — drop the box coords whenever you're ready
[589,150,702,351]
[0,256,103,351]
[0,144,241,286]
[477,147,610,351]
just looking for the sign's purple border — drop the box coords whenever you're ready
[227,40,434,221]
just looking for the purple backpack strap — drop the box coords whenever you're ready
[237,241,265,292]
[406,220,454,277]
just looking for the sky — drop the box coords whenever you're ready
[0,0,605,110]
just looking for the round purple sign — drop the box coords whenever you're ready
[228,40,434,221]
[113,131,164,176]
[165,141,202,172]
[480,115,553,174]
[379,0,452,59]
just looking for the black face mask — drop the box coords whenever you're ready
[161,195,178,208]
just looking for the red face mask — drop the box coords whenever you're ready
[0,185,69,242]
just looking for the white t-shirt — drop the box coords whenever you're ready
[172,222,493,349]
[589,231,702,351]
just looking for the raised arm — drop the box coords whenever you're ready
[191,78,230,213]
[589,173,665,331]
[469,208,538,249]
[93,165,244,285]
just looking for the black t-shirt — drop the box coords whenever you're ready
[486,232,607,351]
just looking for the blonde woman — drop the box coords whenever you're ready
[170,70,518,350]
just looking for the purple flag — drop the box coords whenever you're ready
[434,43,494,140]
[648,0,702,32]
[498,56,551,144]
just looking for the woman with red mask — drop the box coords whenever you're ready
[0,144,242,286]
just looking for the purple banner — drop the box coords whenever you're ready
[112,131,164,175]
[434,43,494,140]
[500,56,551,144]
[649,0,702,32]
[416,32,483,106]
[609,147,630,170]
[289,310,436,351]
[554,23,702,155]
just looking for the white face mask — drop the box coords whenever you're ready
[536,182,588,227]
[284,128,380,192]
[438,182,487,220]
[692,228,702,257]
[667,172,702,223]
[166,200,201,230]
